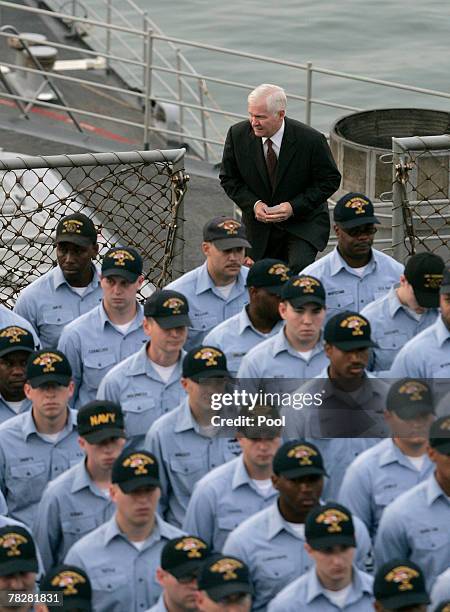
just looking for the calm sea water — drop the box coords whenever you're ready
[138,0,450,132]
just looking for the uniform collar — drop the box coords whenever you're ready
[435,316,450,347]
[99,301,144,331]
[53,264,100,290]
[378,439,424,469]
[266,500,306,540]
[387,286,405,317]
[0,395,31,414]
[70,459,110,497]
[272,326,323,359]
[306,566,372,605]
[174,398,199,434]
[22,407,77,440]
[426,472,450,506]
[127,343,184,381]
[104,513,171,547]
[231,455,253,490]
[315,368,379,402]
[239,306,283,337]
[329,247,377,277]
[195,262,246,298]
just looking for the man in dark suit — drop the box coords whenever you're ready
[220,83,341,272]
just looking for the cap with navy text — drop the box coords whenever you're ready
[333,192,380,228]
[77,400,126,443]
[0,326,35,358]
[101,246,143,282]
[26,349,72,388]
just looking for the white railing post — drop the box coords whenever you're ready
[143,27,153,150]
[305,61,312,126]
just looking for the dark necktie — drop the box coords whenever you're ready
[266,138,277,188]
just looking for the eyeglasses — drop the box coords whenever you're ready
[343,225,377,238]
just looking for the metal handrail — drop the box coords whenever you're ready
[2,0,450,161]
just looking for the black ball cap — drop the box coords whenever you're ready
[333,192,380,228]
[386,378,434,420]
[305,503,356,550]
[198,554,253,603]
[161,536,210,579]
[55,213,97,247]
[41,564,92,611]
[112,448,160,493]
[0,326,35,358]
[0,525,39,576]
[26,349,72,388]
[144,289,192,329]
[77,400,126,444]
[440,266,450,295]
[281,275,326,308]
[429,416,450,455]
[182,346,231,382]
[324,311,376,351]
[203,216,251,250]
[374,559,429,609]
[404,252,444,308]
[246,259,291,295]
[101,246,143,282]
[273,440,327,479]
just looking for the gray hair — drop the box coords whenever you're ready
[248,84,287,114]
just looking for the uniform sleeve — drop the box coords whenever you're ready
[64,543,87,570]
[13,292,38,335]
[388,347,418,379]
[222,527,248,564]
[0,489,7,516]
[339,462,374,537]
[0,442,8,499]
[219,127,261,213]
[353,516,373,574]
[182,482,216,549]
[374,506,408,570]
[34,487,62,573]
[57,328,82,405]
[144,425,170,520]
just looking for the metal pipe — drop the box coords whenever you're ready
[143,28,153,149]
[105,0,112,72]
[176,50,184,145]
[305,61,312,126]
[198,79,208,161]
[391,137,409,263]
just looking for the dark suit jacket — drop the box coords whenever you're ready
[219,117,341,259]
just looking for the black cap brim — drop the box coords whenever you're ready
[377,592,430,609]
[0,558,39,576]
[207,582,253,603]
[211,238,251,250]
[0,345,34,358]
[288,296,325,308]
[279,466,327,479]
[81,428,126,444]
[430,440,450,455]
[29,374,71,388]
[101,269,140,282]
[168,560,205,580]
[413,289,439,308]
[189,370,231,383]
[329,340,377,350]
[118,476,160,493]
[309,534,356,550]
[250,285,284,296]
[55,235,95,247]
[337,216,380,229]
[153,314,192,329]
[389,404,434,420]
